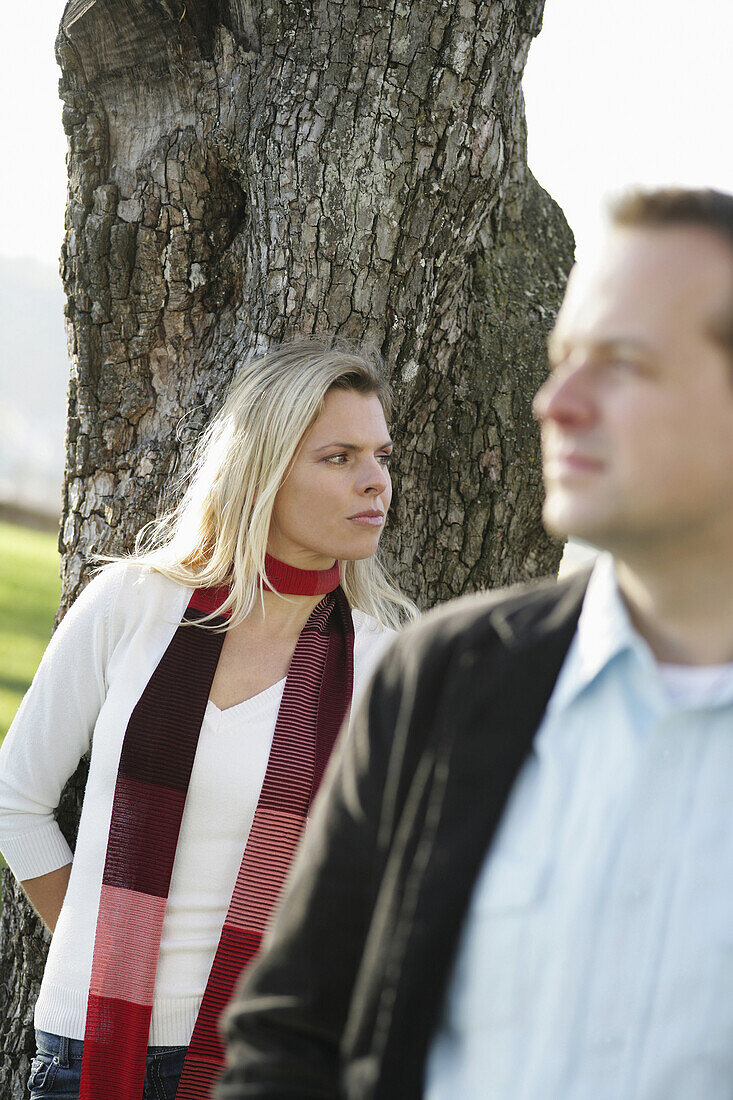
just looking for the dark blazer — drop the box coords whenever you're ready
[218,570,590,1100]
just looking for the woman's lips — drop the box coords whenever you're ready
[348,511,385,527]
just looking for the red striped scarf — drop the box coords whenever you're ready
[79,557,353,1100]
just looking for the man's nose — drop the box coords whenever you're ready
[533,367,596,428]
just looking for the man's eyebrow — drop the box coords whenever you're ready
[595,338,651,356]
[547,335,652,360]
[312,439,394,452]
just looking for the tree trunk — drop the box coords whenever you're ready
[0,0,573,1091]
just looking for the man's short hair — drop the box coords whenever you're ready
[609,186,733,358]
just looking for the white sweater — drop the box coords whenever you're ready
[0,563,396,1044]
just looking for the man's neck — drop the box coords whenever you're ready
[613,535,733,665]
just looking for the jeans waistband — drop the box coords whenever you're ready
[35,1029,188,1066]
[35,1030,84,1067]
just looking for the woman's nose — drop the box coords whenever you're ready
[359,458,389,494]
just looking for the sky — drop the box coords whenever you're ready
[1,0,732,270]
[523,0,733,261]
[1,1,68,268]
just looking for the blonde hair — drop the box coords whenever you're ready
[126,337,418,629]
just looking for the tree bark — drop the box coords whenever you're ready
[0,0,573,1091]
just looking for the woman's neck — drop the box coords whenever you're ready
[252,589,326,638]
[247,552,340,637]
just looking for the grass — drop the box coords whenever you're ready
[0,520,61,744]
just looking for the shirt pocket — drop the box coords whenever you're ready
[444,849,547,1032]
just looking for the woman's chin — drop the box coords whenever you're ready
[329,537,383,564]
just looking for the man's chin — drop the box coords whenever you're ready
[541,499,608,544]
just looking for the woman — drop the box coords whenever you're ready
[0,337,417,1100]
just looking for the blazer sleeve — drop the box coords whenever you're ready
[217,636,410,1100]
[0,564,124,880]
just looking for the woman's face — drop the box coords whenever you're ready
[268,388,393,569]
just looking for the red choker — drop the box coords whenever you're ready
[188,555,340,617]
[262,553,341,595]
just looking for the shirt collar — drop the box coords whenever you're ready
[548,552,657,714]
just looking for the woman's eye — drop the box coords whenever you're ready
[324,454,348,465]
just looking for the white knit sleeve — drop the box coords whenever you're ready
[0,564,125,881]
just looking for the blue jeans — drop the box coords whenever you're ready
[28,1031,187,1099]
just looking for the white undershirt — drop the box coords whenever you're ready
[657,662,733,708]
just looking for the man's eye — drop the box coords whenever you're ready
[605,358,647,377]
[377,453,393,465]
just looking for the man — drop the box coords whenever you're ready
[217,189,733,1099]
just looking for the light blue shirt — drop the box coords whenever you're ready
[425,554,733,1100]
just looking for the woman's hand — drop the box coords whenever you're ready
[21,863,72,931]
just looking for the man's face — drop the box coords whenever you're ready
[533,225,733,552]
